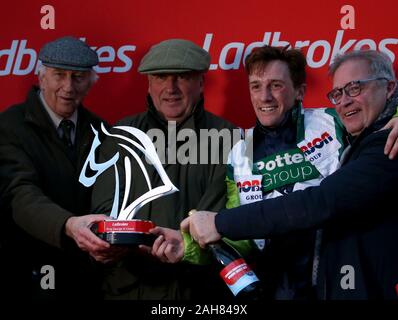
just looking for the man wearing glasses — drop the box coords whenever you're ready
[327,77,392,136]
[327,77,390,105]
[183,49,398,299]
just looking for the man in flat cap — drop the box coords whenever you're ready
[91,39,237,299]
[0,36,111,299]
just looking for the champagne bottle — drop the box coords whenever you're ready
[208,240,263,300]
[187,209,263,299]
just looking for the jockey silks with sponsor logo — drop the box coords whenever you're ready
[224,46,345,299]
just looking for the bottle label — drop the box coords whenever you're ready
[220,258,259,296]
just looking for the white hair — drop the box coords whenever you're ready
[329,50,396,81]
[38,65,99,85]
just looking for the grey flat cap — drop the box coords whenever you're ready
[138,39,210,74]
[39,36,99,71]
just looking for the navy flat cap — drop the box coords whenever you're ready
[39,36,99,71]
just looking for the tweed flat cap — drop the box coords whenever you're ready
[39,36,99,71]
[138,39,210,74]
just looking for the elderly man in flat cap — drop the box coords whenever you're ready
[91,39,236,300]
[0,36,111,299]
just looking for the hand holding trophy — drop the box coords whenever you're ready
[79,123,178,245]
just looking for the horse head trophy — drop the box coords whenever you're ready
[79,123,178,245]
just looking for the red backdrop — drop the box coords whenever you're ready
[1,0,397,128]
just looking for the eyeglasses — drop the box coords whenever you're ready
[327,77,389,105]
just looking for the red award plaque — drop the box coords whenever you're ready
[95,219,156,245]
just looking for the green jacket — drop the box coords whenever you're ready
[91,96,237,299]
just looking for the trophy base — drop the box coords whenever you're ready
[94,219,156,245]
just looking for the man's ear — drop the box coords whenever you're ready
[387,80,397,99]
[38,71,45,88]
[147,76,152,94]
[296,83,306,101]
[199,73,205,93]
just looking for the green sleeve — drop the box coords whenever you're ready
[182,155,259,265]
[226,174,240,209]
[181,230,257,265]
[224,172,256,257]
[181,231,212,265]
[222,238,255,258]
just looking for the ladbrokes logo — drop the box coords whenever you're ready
[203,30,398,70]
[0,38,136,76]
[299,132,334,156]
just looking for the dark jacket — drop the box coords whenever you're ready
[216,124,398,299]
[91,96,237,299]
[0,87,105,299]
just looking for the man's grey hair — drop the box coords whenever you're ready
[37,65,99,84]
[329,50,396,82]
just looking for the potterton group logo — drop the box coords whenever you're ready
[300,132,334,156]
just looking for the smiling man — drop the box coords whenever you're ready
[39,67,93,118]
[147,71,204,123]
[91,39,236,300]
[328,59,393,136]
[249,59,305,128]
[0,36,110,300]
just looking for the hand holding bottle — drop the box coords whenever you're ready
[180,210,221,248]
